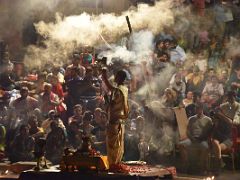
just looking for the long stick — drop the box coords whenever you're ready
[126,16,132,34]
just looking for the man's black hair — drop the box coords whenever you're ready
[116,70,127,84]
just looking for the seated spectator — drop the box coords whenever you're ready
[79,111,94,137]
[186,66,204,93]
[218,69,229,87]
[9,125,35,162]
[40,83,60,117]
[154,39,165,58]
[125,116,144,161]
[31,73,47,98]
[202,76,224,105]
[183,91,193,107]
[64,54,86,81]
[170,73,186,103]
[211,91,240,173]
[11,86,39,118]
[186,92,210,118]
[92,111,108,154]
[68,104,83,125]
[179,103,213,174]
[194,52,207,73]
[67,121,82,149]
[0,62,16,91]
[92,107,102,126]
[162,88,178,107]
[28,115,44,139]
[227,57,240,92]
[41,110,66,136]
[80,47,94,68]
[46,121,65,165]
[169,38,186,65]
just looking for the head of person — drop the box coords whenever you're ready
[44,83,52,94]
[136,116,144,132]
[175,73,182,84]
[48,110,56,120]
[159,52,169,62]
[37,73,47,83]
[47,74,58,85]
[100,111,108,126]
[28,115,38,128]
[195,102,204,117]
[169,38,178,49]
[94,108,102,124]
[221,69,228,78]
[114,70,127,85]
[73,104,83,116]
[193,92,201,103]
[227,91,236,104]
[186,91,193,100]
[234,63,240,80]
[201,92,210,102]
[164,88,175,100]
[19,125,29,137]
[211,76,219,85]
[82,111,93,126]
[193,66,200,75]
[72,54,80,66]
[84,67,93,80]
[20,86,29,99]
[156,40,164,50]
[163,39,171,49]
[208,68,215,77]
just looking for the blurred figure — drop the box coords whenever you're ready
[67,121,82,149]
[186,66,204,93]
[211,91,240,173]
[92,111,108,155]
[9,125,35,162]
[202,76,224,105]
[179,103,213,174]
[41,110,65,136]
[28,115,44,139]
[183,91,193,107]
[68,104,83,125]
[79,111,94,137]
[11,86,39,118]
[64,54,85,81]
[46,121,65,165]
[170,73,186,103]
[40,83,60,117]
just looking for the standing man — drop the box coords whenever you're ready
[102,69,129,167]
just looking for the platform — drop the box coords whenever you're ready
[0,162,176,180]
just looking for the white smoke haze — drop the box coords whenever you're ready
[97,30,154,64]
[23,1,175,68]
[226,36,240,58]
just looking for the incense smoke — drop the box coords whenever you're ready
[23,1,175,68]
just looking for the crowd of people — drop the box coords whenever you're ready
[0,0,240,176]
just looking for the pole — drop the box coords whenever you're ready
[125,16,132,34]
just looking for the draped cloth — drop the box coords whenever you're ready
[106,123,125,165]
[106,85,129,165]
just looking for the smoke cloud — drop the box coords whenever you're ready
[23,1,175,68]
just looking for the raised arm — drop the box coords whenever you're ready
[101,68,114,92]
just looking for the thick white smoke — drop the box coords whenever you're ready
[23,1,175,68]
